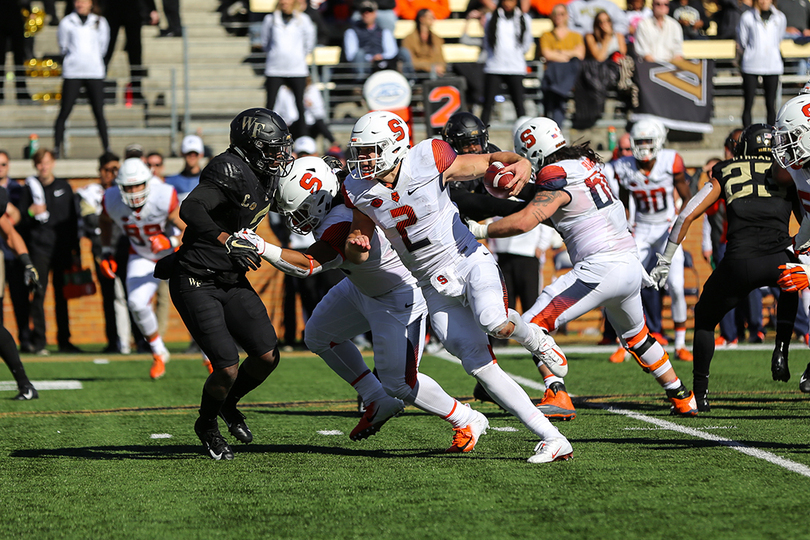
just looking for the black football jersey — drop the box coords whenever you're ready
[0,185,9,211]
[712,156,796,259]
[176,150,275,281]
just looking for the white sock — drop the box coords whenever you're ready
[407,373,473,428]
[319,342,387,404]
[507,309,532,344]
[663,378,682,391]
[675,327,686,349]
[544,374,564,389]
[148,335,166,355]
[472,361,562,440]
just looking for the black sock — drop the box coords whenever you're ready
[224,362,265,408]
[0,326,31,389]
[199,387,225,424]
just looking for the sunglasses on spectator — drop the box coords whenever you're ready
[619,146,632,152]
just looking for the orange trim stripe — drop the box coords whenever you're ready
[350,369,372,386]
[431,139,457,173]
[626,325,649,349]
[442,401,457,420]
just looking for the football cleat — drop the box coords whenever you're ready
[537,382,576,421]
[675,348,693,362]
[526,323,568,377]
[12,386,38,401]
[194,417,234,461]
[667,387,698,416]
[150,350,169,380]
[650,332,668,345]
[609,346,627,363]
[771,340,790,382]
[349,395,404,441]
[446,409,489,453]
[219,404,253,444]
[527,437,573,464]
[693,375,710,412]
[800,363,810,393]
[472,381,498,405]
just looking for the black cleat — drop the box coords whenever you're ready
[12,387,38,400]
[194,418,234,460]
[473,381,497,404]
[219,405,253,444]
[800,363,810,394]
[771,340,790,382]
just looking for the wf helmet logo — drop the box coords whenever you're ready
[241,117,267,138]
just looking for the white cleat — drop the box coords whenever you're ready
[526,323,568,377]
[527,437,573,464]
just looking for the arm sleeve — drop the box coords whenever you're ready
[178,182,230,243]
[701,214,712,253]
[669,180,714,243]
[99,17,110,57]
[304,15,317,54]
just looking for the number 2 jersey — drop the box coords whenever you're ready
[711,156,796,259]
[341,138,481,285]
[102,179,179,262]
[606,149,685,225]
[538,156,636,265]
[314,204,417,298]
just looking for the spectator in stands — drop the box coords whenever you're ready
[76,152,132,354]
[158,0,183,36]
[669,0,709,39]
[625,0,651,47]
[102,0,159,104]
[527,0,567,18]
[539,4,585,127]
[480,0,533,125]
[262,0,317,139]
[712,0,751,40]
[0,151,29,349]
[344,1,401,78]
[146,151,165,180]
[0,1,33,103]
[54,0,111,159]
[585,10,627,60]
[397,0,451,19]
[402,9,447,77]
[17,149,82,355]
[274,80,339,148]
[635,0,683,62]
[165,135,204,202]
[293,135,318,157]
[737,0,785,126]
[780,0,810,75]
[355,0,398,32]
[567,0,629,36]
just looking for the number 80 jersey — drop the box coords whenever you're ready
[540,157,636,265]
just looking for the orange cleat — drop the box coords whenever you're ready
[150,352,168,379]
[714,336,727,347]
[446,409,489,453]
[650,332,668,345]
[609,346,627,363]
[675,348,693,362]
[669,389,698,416]
[537,382,576,421]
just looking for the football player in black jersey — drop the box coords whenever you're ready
[163,108,293,460]
[0,186,42,399]
[649,124,800,412]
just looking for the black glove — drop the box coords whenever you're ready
[19,254,42,294]
[225,235,261,271]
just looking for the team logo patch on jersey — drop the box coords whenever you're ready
[371,198,383,207]
[391,191,400,203]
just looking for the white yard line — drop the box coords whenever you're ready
[434,350,810,478]
[0,380,83,391]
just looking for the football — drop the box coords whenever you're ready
[483,161,515,199]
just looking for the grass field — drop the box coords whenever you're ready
[1,345,809,540]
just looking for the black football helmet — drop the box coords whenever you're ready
[229,108,294,177]
[734,123,774,159]
[442,112,489,155]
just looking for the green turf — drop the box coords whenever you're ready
[1,348,809,539]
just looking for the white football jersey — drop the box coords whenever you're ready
[606,149,685,225]
[314,204,416,298]
[103,179,179,262]
[342,139,480,284]
[538,156,636,265]
[787,165,810,218]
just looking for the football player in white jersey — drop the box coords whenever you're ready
[237,156,490,452]
[342,110,574,464]
[99,158,185,379]
[772,92,810,391]
[467,117,699,418]
[604,118,694,362]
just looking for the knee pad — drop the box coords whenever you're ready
[628,334,671,377]
[479,304,509,337]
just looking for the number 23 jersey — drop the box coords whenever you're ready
[103,179,179,262]
[342,139,480,284]
[539,156,636,265]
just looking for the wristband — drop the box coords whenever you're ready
[262,243,282,264]
[19,253,32,266]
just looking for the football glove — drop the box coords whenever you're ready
[150,234,178,254]
[648,240,680,290]
[235,228,267,256]
[225,234,262,271]
[465,218,489,239]
[19,254,42,294]
[98,247,117,279]
[778,263,810,293]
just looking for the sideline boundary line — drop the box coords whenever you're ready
[433,350,810,478]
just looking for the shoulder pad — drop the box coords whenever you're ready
[200,153,252,192]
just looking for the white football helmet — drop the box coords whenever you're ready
[513,117,566,172]
[276,156,339,235]
[773,94,810,169]
[116,157,151,208]
[630,118,667,162]
[347,111,410,181]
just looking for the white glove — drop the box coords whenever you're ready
[235,228,267,256]
[649,255,671,290]
[465,218,489,239]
